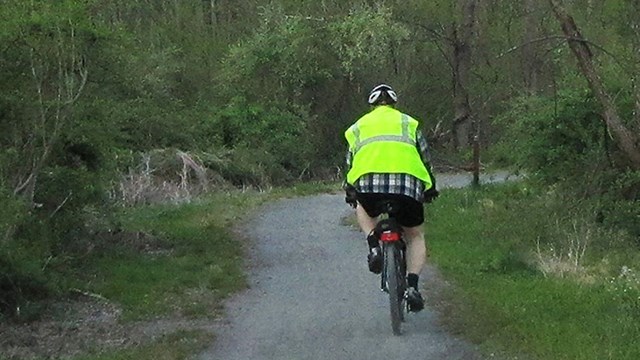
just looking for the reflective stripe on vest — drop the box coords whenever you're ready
[351,114,414,154]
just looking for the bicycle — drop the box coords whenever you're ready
[373,200,408,335]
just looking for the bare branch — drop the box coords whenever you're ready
[413,22,454,43]
[284,14,326,22]
[634,78,640,125]
[13,172,35,196]
[498,35,632,73]
[497,35,565,57]
[29,47,47,146]
[3,227,16,244]
[70,288,110,302]
[64,67,89,105]
[50,191,73,219]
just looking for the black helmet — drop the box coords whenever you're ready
[367,84,398,105]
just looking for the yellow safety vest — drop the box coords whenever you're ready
[345,106,432,187]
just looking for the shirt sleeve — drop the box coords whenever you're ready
[416,130,437,189]
[416,130,431,168]
[343,148,353,189]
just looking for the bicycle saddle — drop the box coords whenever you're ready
[376,200,401,216]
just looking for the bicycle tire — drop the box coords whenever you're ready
[385,244,403,335]
[398,245,407,323]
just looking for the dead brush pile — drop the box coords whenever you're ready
[112,149,228,206]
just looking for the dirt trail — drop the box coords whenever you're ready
[199,172,514,359]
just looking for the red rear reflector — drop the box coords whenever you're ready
[380,231,400,242]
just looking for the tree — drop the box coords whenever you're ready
[1,1,91,207]
[522,0,543,93]
[549,0,640,170]
[451,0,479,151]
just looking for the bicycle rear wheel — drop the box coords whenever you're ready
[384,244,404,335]
[398,245,407,323]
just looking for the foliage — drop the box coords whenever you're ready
[216,2,419,176]
[607,266,640,319]
[495,88,605,183]
[0,243,51,320]
[495,85,640,237]
[598,170,640,238]
[0,0,109,320]
[0,186,26,239]
[329,4,410,79]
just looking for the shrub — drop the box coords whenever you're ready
[494,89,606,183]
[0,189,53,319]
[0,254,50,320]
[495,89,640,240]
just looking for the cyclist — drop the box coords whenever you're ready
[344,84,439,312]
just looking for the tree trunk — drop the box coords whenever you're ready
[549,0,640,169]
[629,1,640,131]
[523,0,541,93]
[452,0,478,151]
[203,0,217,29]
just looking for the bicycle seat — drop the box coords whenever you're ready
[374,200,403,234]
[375,200,401,216]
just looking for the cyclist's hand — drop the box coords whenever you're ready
[344,185,358,208]
[422,187,439,203]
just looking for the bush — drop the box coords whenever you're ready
[495,89,640,239]
[598,169,640,239]
[0,185,27,240]
[0,159,114,319]
[214,97,312,184]
[0,247,52,320]
[0,189,53,319]
[494,89,606,183]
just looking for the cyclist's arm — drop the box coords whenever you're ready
[343,149,358,206]
[345,149,353,172]
[343,148,353,189]
[416,130,437,189]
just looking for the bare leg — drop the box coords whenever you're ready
[402,225,427,275]
[355,203,377,235]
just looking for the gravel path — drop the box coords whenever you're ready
[199,172,514,360]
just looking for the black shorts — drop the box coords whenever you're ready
[356,193,424,228]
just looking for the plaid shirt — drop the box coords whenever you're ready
[345,129,433,202]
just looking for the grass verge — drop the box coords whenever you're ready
[68,192,261,321]
[71,330,211,360]
[426,182,640,359]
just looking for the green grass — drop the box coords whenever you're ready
[284,180,342,196]
[68,192,262,321]
[426,183,640,359]
[70,330,211,360]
